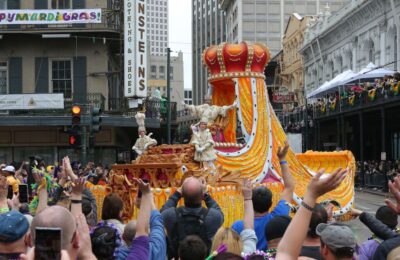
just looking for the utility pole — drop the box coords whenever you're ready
[166,47,171,144]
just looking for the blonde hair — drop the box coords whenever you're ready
[210,227,242,255]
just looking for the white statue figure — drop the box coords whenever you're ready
[181,97,237,125]
[190,117,217,173]
[132,112,157,156]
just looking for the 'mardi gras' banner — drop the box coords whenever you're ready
[0,9,102,25]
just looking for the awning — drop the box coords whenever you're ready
[307,70,356,98]
[340,63,395,85]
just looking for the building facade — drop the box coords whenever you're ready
[301,0,399,95]
[0,0,165,165]
[219,0,348,56]
[146,0,168,56]
[192,0,226,105]
[299,0,400,161]
[280,14,317,110]
[147,52,184,110]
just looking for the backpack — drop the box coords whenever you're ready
[91,222,120,260]
[168,207,210,259]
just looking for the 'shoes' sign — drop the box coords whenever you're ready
[0,9,102,24]
[124,0,147,98]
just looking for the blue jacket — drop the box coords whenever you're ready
[116,210,166,260]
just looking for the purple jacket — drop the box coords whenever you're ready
[358,239,380,260]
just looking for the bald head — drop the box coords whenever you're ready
[182,177,203,207]
[31,206,76,250]
[123,220,137,246]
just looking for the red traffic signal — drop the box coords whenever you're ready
[69,134,81,147]
[69,135,77,145]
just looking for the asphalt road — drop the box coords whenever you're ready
[348,190,399,243]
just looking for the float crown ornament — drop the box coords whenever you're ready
[202,42,271,81]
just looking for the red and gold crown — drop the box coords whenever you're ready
[202,42,270,81]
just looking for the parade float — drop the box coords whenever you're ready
[107,42,356,225]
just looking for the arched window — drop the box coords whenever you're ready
[368,41,375,63]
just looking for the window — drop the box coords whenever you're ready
[0,61,7,94]
[151,65,157,79]
[0,0,6,10]
[159,66,165,79]
[51,60,72,99]
[50,0,71,9]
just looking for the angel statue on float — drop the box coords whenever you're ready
[190,116,217,174]
[182,94,237,136]
[132,110,157,157]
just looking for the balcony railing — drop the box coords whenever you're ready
[0,92,180,122]
[0,8,120,32]
[313,89,400,118]
[108,98,177,122]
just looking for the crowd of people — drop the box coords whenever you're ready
[313,73,400,113]
[0,145,400,259]
[355,160,400,190]
[279,73,400,126]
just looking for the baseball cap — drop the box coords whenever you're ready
[0,210,30,243]
[3,165,15,173]
[316,223,356,251]
[265,215,292,241]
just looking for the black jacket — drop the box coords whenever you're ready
[358,212,399,260]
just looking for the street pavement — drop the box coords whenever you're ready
[348,190,398,243]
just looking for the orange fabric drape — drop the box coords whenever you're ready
[211,79,237,142]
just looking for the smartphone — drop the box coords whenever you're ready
[7,186,13,200]
[34,227,62,260]
[19,184,29,203]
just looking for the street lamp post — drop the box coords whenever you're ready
[166,47,171,144]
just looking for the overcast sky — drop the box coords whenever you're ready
[168,0,192,90]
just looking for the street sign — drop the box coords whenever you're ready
[124,0,147,99]
[272,93,295,103]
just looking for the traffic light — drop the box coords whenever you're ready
[89,107,102,147]
[69,105,82,148]
[90,107,102,134]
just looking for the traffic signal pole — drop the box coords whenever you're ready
[81,125,88,165]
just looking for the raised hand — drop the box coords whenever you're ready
[32,169,45,187]
[76,213,96,259]
[133,178,151,195]
[350,208,363,217]
[385,176,400,214]
[0,176,8,200]
[7,193,20,211]
[277,141,290,161]
[71,178,86,196]
[242,178,252,200]
[198,177,207,194]
[307,168,347,199]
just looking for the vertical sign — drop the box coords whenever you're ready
[124,0,147,98]
[124,0,134,97]
[135,0,147,97]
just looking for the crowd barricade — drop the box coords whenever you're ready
[355,171,388,190]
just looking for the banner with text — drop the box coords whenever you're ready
[0,9,101,25]
[0,94,64,110]
[124,0,147,98]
